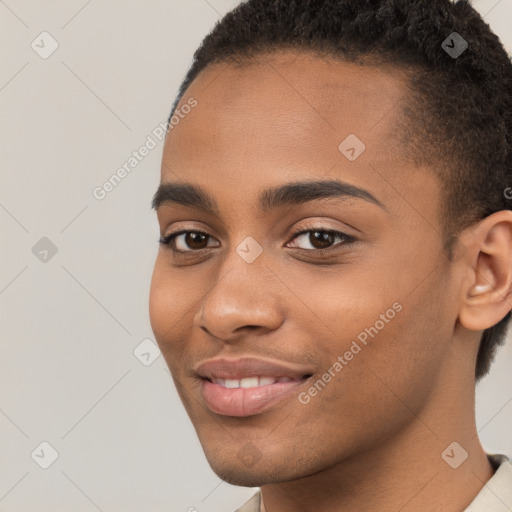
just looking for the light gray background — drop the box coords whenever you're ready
[1,1,511,511]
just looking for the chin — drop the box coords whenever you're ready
[212,465,268,487]
[204,447,312,487]
[201,448,267,486]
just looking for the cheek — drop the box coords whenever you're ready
[148,259,190,357]
[148,262,169,340]
[297,268,393,345]
[350,286,451,408]
[307,266,452,413]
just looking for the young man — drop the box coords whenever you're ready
[149,0,512,510]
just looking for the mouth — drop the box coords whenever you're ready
[209,375,303,388]
[195,357,314,417]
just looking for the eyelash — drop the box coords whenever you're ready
[158,226,356,257]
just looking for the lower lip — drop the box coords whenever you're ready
[200,378,307,417]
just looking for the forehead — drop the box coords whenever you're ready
[196,50,408,119]
[167,50,408,152]
[161,50,439,222]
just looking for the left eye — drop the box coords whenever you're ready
[287,229,354,251]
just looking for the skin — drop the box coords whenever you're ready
[149,50,512,512]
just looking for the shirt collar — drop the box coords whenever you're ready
[464,453,512,511]
[234,453,512,512]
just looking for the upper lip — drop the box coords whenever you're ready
[194,357,314,381]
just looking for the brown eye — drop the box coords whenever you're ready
[287,229,354,251]
[159,230,219,252]
[179,232,209,250]
[308,231,336,249]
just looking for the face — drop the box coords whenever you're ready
[149,50,460,486]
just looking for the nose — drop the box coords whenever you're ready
[194,256,284,342]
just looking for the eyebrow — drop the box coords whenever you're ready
[151,179,386,214]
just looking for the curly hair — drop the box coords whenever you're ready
[167,0,512,381]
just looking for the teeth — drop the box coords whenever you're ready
[224,379,240,389]
[240,377,259,388]
[210,376,293,388]
[259,376,276,386]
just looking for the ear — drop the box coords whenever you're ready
[458,210,512,331]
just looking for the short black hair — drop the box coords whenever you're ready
[167,0,512,381]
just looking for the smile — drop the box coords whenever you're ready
[194,357,314,417]
[200,376,310,417]
[211,376,299,388]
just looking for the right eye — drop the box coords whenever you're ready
[159,230,220,253]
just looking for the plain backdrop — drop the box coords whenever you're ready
[1,1,511,511]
